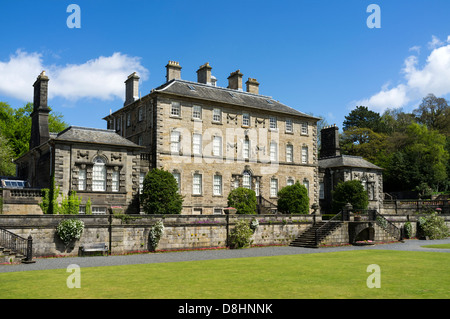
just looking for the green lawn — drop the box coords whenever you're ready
[1,250,449,299]
[422,244,450,249]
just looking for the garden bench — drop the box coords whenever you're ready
[79,243,108,256]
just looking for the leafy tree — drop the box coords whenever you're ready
[413,94,449,132]
[0,102,68,158]
[277,181,309,214]
[0,130,15,176]
[331,180,369,213]
[340,127,388,166]
[343,106,385,133]
[140,168,183,214]
[227,187,257,214]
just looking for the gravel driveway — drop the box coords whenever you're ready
[1,238,449,273]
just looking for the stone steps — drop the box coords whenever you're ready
[290,221,343,248]
[0,246,25,264]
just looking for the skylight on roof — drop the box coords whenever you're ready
[228,92,236,98]
[187,84,196,91]
[266,99,274,104]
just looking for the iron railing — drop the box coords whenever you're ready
[315,212,342,246]
[257,196,277,214]
[0,227,33,263]
[374,213,401,240]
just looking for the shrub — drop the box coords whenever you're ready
[56,218,84,245]
[331,180,369,213]
[59,191,81,215]
[404,221,413,239]
[227,187,257,214]
[277,181,309,214]
[148,220,165,251]
[417,213,449,239]
[141,168,183,214]
[229,220,254,249]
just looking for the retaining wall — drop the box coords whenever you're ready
[0,214,313,257]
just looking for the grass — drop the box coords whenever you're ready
[421,243,450,249]
[0,250,449,299]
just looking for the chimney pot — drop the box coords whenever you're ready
[197,62,213,85]
[166,60,182,82]
[245,77,259,94]
[227,69,243,91]
[124,72,140,106]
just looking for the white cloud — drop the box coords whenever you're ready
[0,50,149,103]
[428,35,444,49]
[356,35,450,113]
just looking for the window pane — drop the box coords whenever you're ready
[171,102,181,116]
[92,158,106,191]
[270,142,277,161]
[213,108,221,122]
[286,119,293,132]
[243,172,251,189]
[270,178,278,197]
[171,131,180,153]
[193,133,202,155]
[213,175,222,195]
[286,144,293,162]
[243,139,250,159]
[302,146,308,164]
[270,116,277,129]
[301,122,308,135]
[192,105,202,119]
[193,174,202,195]
[112,171,119,192]
[78,169,86,191]
[213,136,222,156]
[172,173,181,192]
[242,113,250,126]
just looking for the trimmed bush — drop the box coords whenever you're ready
[229,220,254,249]
[141,168,183,214]
[277,181,309,214]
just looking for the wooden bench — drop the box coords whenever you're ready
[79,243,108,256]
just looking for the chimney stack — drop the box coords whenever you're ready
[30,71,51,149]
[197,62,212,85]
[166,60,182,82]
[227,70,243,91]
[246,78,259,94]
[124,72,140,106]
[320,125,341,159]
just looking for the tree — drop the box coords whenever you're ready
[413,94,449,132]
[140,168,183,214]
[277,181,309,214]
[332,180,369,213]
[0,130,15,176]
[227,187,257,214]
[340,127,388,166]
[343,106,385,133]
[0,102,68,158]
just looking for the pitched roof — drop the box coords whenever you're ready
[54,126,142,148]
[319,155,383,170]
[153,79,320,120]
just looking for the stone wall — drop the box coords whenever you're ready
[0,214,313,257]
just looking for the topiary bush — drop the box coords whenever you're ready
[141,168,183,215]
[277,181,309,214]
[56,218,84,245]
[227,187,257,214]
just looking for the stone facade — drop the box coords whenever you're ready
[104,61,320,214]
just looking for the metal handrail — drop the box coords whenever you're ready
[374,213,401,240]
[315,212,342,246]
[0,227,33,263]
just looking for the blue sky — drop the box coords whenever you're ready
[1,0,450,130]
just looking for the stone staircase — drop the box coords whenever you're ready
[290,221,343,248]
[0,245,25,264]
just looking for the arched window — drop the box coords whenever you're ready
[243,170,252,189]
[92,156,106,191]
